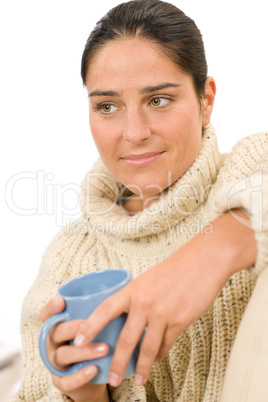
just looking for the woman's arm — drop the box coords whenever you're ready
[73,209,257,388]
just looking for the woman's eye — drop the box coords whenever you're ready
[150,97,170,107]
[100,104,118,114]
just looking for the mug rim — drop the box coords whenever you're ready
[56,268,131,299]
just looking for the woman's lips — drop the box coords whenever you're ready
[121,152,165,166]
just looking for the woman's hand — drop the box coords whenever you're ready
[73,210,257,389]
[40,297,110,402]
[74,240,228,388]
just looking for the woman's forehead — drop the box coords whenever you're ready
[86,37,186,89]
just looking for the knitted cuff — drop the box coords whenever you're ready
[208,174,268,278]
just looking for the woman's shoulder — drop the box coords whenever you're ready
[230,131,268,156]
[38,217,95,280]
[44,217,91,254]
[22,217,96,310]
[219,131,268,179]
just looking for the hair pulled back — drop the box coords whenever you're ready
[81,0,208,101]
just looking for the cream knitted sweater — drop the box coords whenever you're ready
[13,125,268,401]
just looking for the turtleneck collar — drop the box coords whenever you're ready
[80,124,221,239]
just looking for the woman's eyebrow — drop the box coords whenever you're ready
[140,82,181,94]
[88,82,181,98]
[88,90,120,97]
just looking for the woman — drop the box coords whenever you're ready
[13,0,268,401]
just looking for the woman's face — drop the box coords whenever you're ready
[86,38,215,209]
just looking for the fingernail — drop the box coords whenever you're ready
[109,372,120,387]
[135,374,145,386]
[92,344,107,353]
[74,334,86,347]
[85,365,97,377]
[53,297,60,308]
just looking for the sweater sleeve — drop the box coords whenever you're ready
[207,132,268,277]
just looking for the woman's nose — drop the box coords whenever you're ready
[122,109,151,144]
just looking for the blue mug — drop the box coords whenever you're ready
[39,269,139,384]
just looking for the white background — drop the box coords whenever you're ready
[1,0,267,350]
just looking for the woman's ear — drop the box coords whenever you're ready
[202,77,216,126]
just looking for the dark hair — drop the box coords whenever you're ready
[81,0,207,102]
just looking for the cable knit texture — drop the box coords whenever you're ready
[13,125,268,401]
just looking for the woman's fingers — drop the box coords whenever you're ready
[155,327,180,362]
[48,320,83,346]
[72,277,183,387]
[108,314,147,387]
[134,322,167,385]
[40,296,65,322]
[51,365,98,394]
[109,317,166,387]
[74,288,130,347]
[46,318,109,370]
[52,343,109,369]
[73,282,173,387]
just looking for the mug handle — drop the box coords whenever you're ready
[39,311,79,377]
